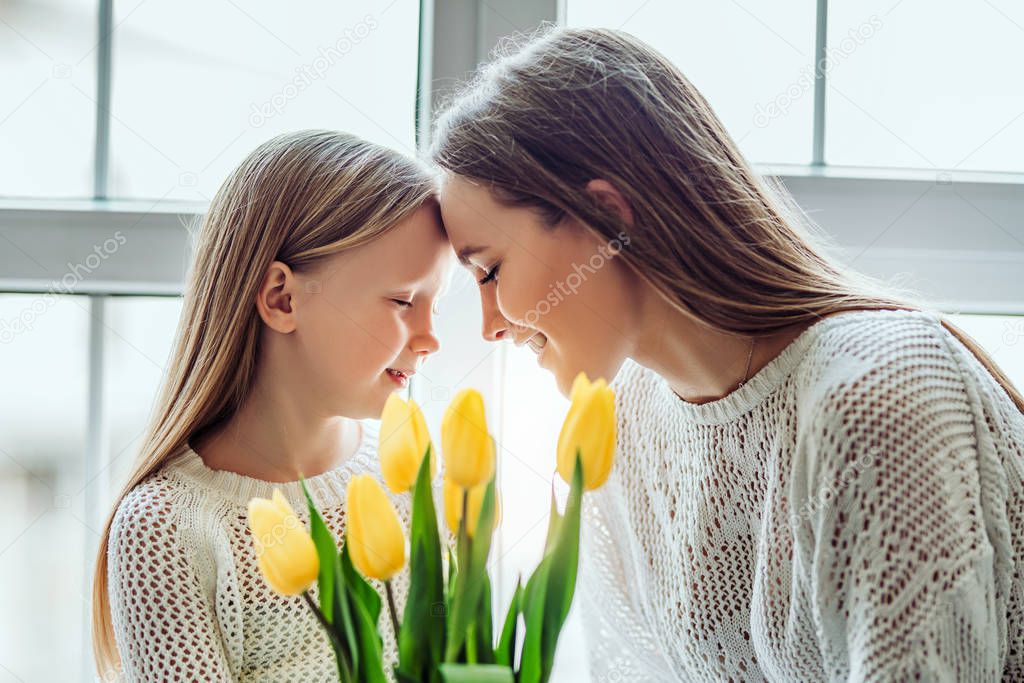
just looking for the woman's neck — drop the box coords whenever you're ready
[632,291,812,405]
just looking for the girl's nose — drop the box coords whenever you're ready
[412,328,441,356]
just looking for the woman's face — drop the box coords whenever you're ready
[439,175,642,396]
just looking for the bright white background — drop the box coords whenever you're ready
[1,1,1023,681]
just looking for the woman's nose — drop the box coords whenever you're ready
[479,284,509,341]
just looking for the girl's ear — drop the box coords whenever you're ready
[585,178,635,227]
[255,260,299,333]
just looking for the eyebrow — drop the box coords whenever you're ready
[456,245,487,267]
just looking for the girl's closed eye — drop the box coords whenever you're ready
[390,295,414,308]
[477,263,500,286]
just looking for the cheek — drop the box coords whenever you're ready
[495,261,559,328]
[302,298,404,376]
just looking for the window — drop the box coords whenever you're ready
[827,0,1024,172]
[566,0,817,165]
[0,0,419,202]
[0,0,97,198]
[567,0,1024,174]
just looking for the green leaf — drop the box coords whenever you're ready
[518,555,551,683]
[518,454,585,683]
[438,664,515,683]
[301,477,338,623]
[541,487,563,558]
[398,449,446,683]
[495,578,521,668]
[445,477,497,662]
[474,572,495,664]
[340,540,388,683]
[340,539,382,626]
[333,551,359,675]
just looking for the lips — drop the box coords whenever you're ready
[385,368,414,380]
[524,331,548,355]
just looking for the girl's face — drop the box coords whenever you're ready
[438,176,642,396]
[289,203,451,418]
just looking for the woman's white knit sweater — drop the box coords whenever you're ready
[579,309,1023,682]
[107,420,414,682]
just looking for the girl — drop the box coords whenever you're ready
[92,130,450,681]
[431,27,1024,681]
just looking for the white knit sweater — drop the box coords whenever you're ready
[578,309,1024,682]
[107,420,414,682]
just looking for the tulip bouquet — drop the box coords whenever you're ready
[246,372,615,683]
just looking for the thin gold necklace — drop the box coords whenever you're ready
[736,337,756,389]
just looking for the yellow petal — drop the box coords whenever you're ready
[557,378,617,491]
[443,477,500,538]
[380,394,435,492]
[246,490,319,596]
[346,474,407,580]
[442,388,495,489]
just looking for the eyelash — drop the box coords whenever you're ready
[391,299,413,308]
[478,264,500,286]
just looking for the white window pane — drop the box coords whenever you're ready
[498,344,590,682]
[102,297,183,494]
[108,0,419,200]
[0,0,97,199]
[566,0,817,165]
[948,314,1024,392]
[827,0,1024,172]
[0,294,90,681]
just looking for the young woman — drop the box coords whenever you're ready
[431,27,1024,681]
[92,130,450,681]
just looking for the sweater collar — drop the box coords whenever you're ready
[164,420,380,508]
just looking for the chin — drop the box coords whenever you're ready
[552,355,625,398]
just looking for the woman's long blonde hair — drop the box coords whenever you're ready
[430,26,1023,414]
[91,130,436,676]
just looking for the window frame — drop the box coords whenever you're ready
[0,1,1022,679]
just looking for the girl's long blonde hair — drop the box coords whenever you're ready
[430,26,1024,414]
[91,130,436,676]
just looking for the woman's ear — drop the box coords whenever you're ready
[255,260,299,333]
[586,178,635,226]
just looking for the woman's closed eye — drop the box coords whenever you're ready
[477,263,500,286]
[390,298,413,308]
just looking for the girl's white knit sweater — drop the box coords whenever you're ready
[579,309,1023,682]
[107,420,413,682]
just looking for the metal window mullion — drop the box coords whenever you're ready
[82,294,110,683]
[93,0,114,198]
[812,0,828,166]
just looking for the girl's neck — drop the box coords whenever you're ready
[192,384,364,484]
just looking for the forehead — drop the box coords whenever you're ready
[438,175,514,256]
[323,204,450,286]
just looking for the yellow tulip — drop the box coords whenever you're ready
[247,489,320,596]
[346,474,407,581]
[443,477,501,538]
[442,388,495,489]
[556,372,617,491]
[379,393,435,492]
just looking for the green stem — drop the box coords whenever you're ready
[466,622,478,663]
[384,580,402,646]
[460,489,469,538]
[302,591,352,681]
